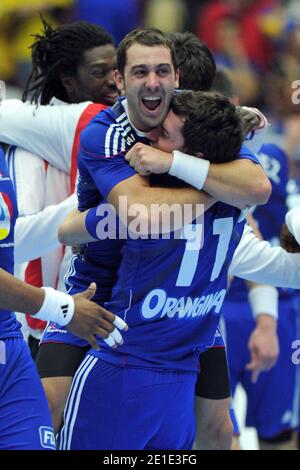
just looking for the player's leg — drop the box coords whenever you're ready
[40,375,73,435]
[194,344,233,450]
[222,298,256,450]
[0,337,55,450]
[36,325,89,434]
[194,396,232,450]
[230,407,242,450]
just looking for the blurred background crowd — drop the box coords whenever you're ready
[1,0,300,176]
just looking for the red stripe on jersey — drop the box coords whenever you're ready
[26,103,106,331]
[56,103,106,288]
[70,103,107,193]
[25,258,47,330]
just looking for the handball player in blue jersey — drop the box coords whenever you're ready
[211,69,299,450]
[36,28,270,447]
[0,144,55,450]
[59,90,300,450]
[59,75,300,448]
[55,27,274,450]
[57,98,246,450]
[0,144,127,449]
[223,143,300,450]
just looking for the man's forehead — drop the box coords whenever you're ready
[126,43,173,68]
[82,44,116,65]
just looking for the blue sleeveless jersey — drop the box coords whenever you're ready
[228,142,293,300]
[0,146,21,339]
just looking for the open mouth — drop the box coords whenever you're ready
[142,96,162,111]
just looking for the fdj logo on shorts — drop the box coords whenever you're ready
[39,426,56,449]
[0,192,13,240]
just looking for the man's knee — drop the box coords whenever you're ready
[208,409,233,449]
[194,397,233,450]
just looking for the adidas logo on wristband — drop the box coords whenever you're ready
[34,287,75,326]
[61,304,69,317]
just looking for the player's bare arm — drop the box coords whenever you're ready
[203,159,271,208]
[0,268,128,351]
[107,172,215,230]
[246,309,279,383]
[58,209,95,245]
[126,143,271,210]
[0,268,45,314]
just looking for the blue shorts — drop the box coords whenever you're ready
[58,355,197,450]
[210,327,225,348]
[0,337,55,450]
[222,294,300,439]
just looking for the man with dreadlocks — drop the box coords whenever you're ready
[0,18,119,432]
[23,18,118,105]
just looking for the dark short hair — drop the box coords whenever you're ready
[168,32,216,91]
[171,90,243,163]
[23,19,114,104]
[117,27,178,76]
[212,68,234,99]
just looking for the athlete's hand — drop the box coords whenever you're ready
[125,143,172,175]
[67,283,128,351]
[246,315,279,383]
[280,223,300,253]
[236,107,260,136]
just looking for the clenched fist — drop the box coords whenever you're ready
[125,143,172,175]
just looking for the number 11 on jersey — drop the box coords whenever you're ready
[176,217,234,287]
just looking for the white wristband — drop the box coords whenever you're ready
[34,287,75,326]
[169,150,210,190]
[286,207,300,245]
[248,286,278,320]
